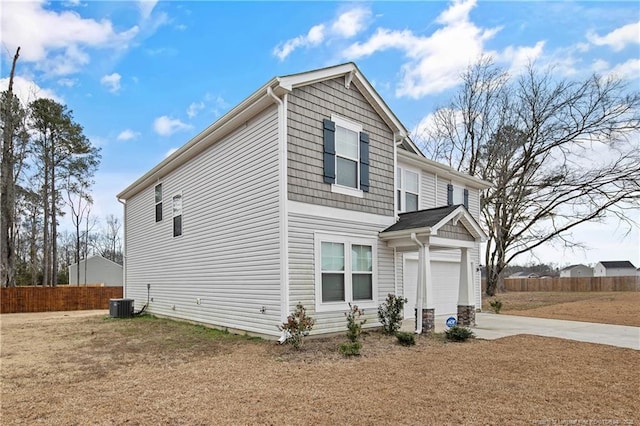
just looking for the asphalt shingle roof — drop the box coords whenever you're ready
[381,205,461,233]
[599,261,636,269]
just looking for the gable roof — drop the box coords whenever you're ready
[561,264,590,271]
[117,62,423,200]
[380,205,486,240]
[598,261,636,269]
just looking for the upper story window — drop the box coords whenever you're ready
[447,183,469,209]
[315,233,377,312]
[154,183,163,222]
[322,115,369,197]
[397,167,419,212]
[172,194,182,237]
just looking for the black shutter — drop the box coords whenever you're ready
[359,132,369,192]
[447,184,453,206]
[463,188,469,209]
[323,119,336,184]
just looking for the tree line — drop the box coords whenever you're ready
[1,48,106,287]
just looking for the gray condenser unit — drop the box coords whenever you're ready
[109,298,134,318]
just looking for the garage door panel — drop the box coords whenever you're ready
[403,258,459,318]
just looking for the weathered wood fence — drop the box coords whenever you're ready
[485,276,640,292]
[0,286,123,314]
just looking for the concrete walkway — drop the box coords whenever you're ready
[474,313,640,350]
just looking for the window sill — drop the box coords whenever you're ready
[331,184,364,198]
[315,300,377,313]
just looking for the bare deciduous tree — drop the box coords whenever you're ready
[416,59,640,296]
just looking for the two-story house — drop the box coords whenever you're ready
[117,63,489,338]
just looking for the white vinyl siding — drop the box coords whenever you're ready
[125,106,282,336]
[288,209,395,335]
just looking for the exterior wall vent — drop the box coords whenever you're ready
[109,298,134,318]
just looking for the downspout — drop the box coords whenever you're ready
[117,198,126,298]
[267,86,290,344]
[410,232,423,334]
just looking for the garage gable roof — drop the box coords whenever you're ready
[380,205,486,240]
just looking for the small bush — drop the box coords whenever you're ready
[489,298,503,314]
[378,293,407,335]
[395,331,415,346]
[279,303,315,349]
[345,303,366,343]
[339,341,362,356]
[445,325,475,342]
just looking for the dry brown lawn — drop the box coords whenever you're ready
[1,311,638,425]
[482,291,640,326]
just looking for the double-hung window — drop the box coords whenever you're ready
[315,233,377,312]
[155,183,163,222]
[172,194,182,237]
[397,167,420,212]
[335,122,360,188]
[447,183,469,209]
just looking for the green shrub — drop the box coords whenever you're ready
[339,341,362,356]
[378,293,407,335]
[345,303,366,343]
[445,325,475,342]
[489,298,503,314]
[395,331,416,346]
[279,303,315,349]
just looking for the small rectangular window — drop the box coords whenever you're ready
[333,116,362,190]
[155,184,162,222]
[172,194,182,237]
[397,168,420,212]
[321,242,345,302]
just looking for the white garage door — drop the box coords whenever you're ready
[403,258,460,319]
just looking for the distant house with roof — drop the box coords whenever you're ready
[593,261,637,277]
[69,255,123,286]
[508,271,539,279]
[559,264,593,278]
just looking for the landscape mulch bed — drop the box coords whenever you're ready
[1,312,638,425]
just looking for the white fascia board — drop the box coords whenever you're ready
[277,63,356,91]
[397,149,492,190]
[430,206,487,240]
[117,78,281,200]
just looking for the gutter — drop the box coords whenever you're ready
[410,232,423,334]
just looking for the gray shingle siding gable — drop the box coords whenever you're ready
[287,78,394,216]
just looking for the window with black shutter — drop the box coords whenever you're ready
[322,116,369,193]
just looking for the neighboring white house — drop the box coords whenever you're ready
[69,256,123,286]
[560,264,593,278]
[508,272,539,278]
[593,261,637,277]
[117,63,490,338]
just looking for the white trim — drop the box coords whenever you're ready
[331,184,363,198]
[314,232,378,313]
[288,200,395,227]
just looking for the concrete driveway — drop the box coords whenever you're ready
[474,313,640,350]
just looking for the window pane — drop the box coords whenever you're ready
[155,184,162,203]
[397,190,402,211]
[453,186,465,205]
[336,157,357,188]
[322,273,345,302]
[352,245,372,272]
[335,126,359,159]
[353,274,372,300]
[173,195,182,216]
[406,171,419,193]
[155,202,163,222]
[406,193,418,212]
[321,242,344,271]
[173,215,182,237]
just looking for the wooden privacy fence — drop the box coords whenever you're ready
[494,276,640,292]
[0,286,123,314]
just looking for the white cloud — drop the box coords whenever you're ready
[57,78,77,87]
[0,76,61,105]
[587,21,640,51]
[117,129,140,141]
[0,1,139,76]
[344,0,506,98]
[495,41,546,76]
[598,58,640,81]
[153,116,192,136]
[273,7,371,60]
[186,101,205,119]
[100,73,121,93]
[138,0,159,21]
[331,7,371,38]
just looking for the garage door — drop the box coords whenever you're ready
[403,258,460,319]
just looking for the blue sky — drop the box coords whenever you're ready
[1,0,639,267]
